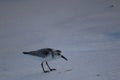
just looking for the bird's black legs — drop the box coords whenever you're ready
[46,61,56,71]
[41,61,56,73]
[41,62,49,73]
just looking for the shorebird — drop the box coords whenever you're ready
[23,48,68,73]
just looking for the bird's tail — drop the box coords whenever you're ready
[23,52,29,54]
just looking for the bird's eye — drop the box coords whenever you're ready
[55,50,61,55]
[57,53,61,55]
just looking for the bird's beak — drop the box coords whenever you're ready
[61,55,68,61]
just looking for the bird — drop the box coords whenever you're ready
[22,48,68,73]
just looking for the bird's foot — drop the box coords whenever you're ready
[50,68,56,71]
[44,70,50,73]
[44,69,56,73]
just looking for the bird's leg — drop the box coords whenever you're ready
[41,62,49,73]
[46,61,56,71]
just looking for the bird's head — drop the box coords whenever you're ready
[54,50,68,61]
